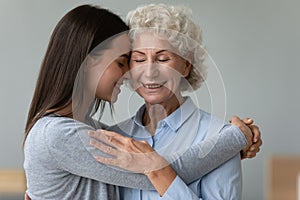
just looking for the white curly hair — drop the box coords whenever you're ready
[126,4,207,91]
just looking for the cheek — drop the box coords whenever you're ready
[129,67,142,80]
[172,63,186,74]
[95,82,104,99]
[170,56,188,73]
[103,66,118,82]
[85,68,103,97]
[163,68,184,87]
[96,72,114,96]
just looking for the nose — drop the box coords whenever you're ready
[122,64,129,74]
[144,63,159,78]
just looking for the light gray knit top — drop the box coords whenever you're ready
[24,114,246,199]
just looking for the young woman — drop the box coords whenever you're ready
[24,4,261,200]
[24,5,149,199]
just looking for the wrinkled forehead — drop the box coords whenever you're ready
[131,32,176,52]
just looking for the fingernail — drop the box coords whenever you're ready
[248,118,252,122]
[247,152,252,157]
[254,138,258,143]
[250,147,255,151]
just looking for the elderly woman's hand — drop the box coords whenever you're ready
[230,116,262,160]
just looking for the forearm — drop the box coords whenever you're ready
[47,123,155,190]
[169,125,246,184]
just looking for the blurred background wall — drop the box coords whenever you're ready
[0,0,299,199]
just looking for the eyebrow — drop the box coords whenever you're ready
[131,49,167,55]
[120,54,130,59]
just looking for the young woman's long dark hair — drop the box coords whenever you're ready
[24,5,129,143]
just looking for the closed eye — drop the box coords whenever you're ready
[132,59,146,63]
[116,55,129,68]
[157,58,170,62]
[118,62,125,67]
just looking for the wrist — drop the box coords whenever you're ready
[145,165,175,178]
[145,165,176,196]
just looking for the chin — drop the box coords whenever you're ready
[110,98,117,103]
[99,96,112,103]
[138,91,170,104]
[110,94,119,103]
[142,97,166,105]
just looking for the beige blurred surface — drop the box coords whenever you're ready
[268,156,300,200]
[0,170,25,194]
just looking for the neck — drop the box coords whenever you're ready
[47,103,73,118]
[143,94,184,136]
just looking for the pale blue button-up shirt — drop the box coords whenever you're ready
[111,97,242,200]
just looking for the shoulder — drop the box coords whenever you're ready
[197,109,228,132]
[198,109,224,123]
[44,116,91,131]
[184,97,225,127]
[37,116,94,146]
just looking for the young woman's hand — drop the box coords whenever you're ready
[24,193,31,200]
[230,116,262,159]
[89,130,169,173]
[89,130,177,196]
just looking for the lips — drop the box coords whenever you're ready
[142,82,166,89]
[115,79,125,89]
[143,84,162,89]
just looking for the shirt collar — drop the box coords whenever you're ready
[164,97,198,131]
[133,104,146,128]
[133,97,198,132]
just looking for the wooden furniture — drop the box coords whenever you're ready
[0,169,26,194]
[268,156,300,200]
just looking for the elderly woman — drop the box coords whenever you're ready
[89,3,262,200]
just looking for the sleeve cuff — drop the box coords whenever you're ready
[161,176,199,200]
[230,125,248,147]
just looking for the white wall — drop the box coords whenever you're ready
[1,0,299,199]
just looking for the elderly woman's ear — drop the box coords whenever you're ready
[183,61,192,77]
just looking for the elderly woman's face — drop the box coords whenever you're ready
[129,33,191,104]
